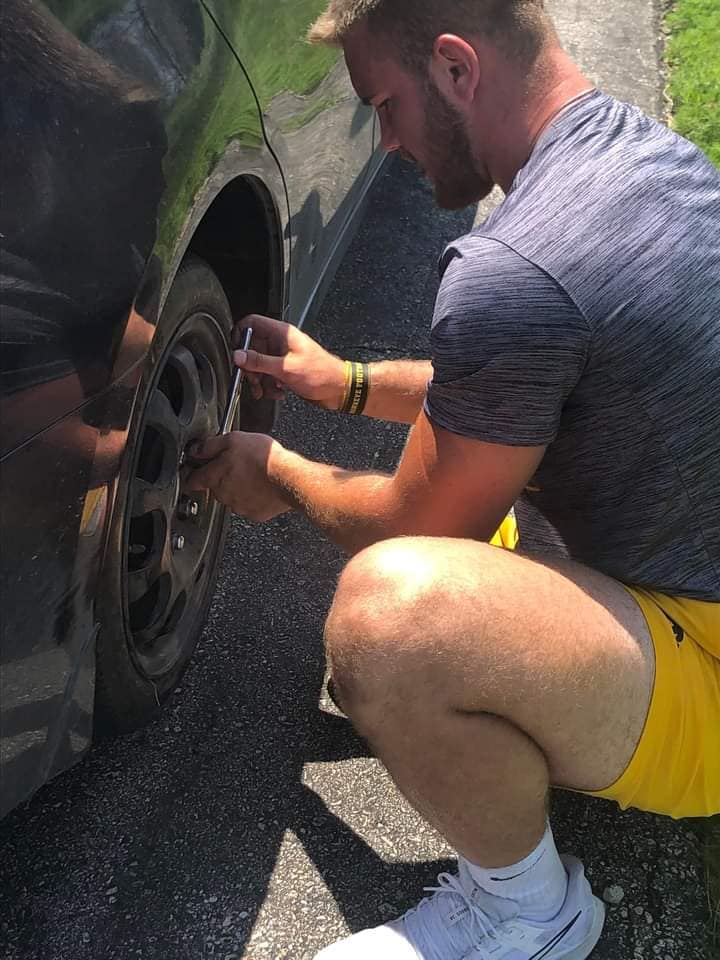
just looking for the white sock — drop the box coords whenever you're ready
[464,822,568,922]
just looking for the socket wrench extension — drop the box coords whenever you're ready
[182,326,253,469]
[219,326,253,435]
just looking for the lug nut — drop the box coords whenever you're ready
[177,497,199,519]
[172,534,185,551]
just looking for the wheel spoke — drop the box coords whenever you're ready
[127,541,175,638]
[145,388,183,448]
[191,356,222,438]
[127,563,158,606]
[197,351,220,411]
[127,513,203,644]
[167,343,205,428]
[131,478,173,519]
[130,575,187,646]
[168,545,199,598]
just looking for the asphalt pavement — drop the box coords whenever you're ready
[0,0,711,957]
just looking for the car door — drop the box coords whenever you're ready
[203,0,376,326]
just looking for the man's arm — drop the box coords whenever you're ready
[233,314,430,425]
[188,410,545,555]
[361,359,432,423]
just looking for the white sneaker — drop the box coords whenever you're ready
[314,855,605,960]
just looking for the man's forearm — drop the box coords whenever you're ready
[270,445,398,554]
[360,359,432,424]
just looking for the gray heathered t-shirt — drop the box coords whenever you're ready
[425,90,720,601]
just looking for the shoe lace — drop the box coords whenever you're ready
[402,871,500,960]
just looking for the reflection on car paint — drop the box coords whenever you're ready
[204,0,377,323]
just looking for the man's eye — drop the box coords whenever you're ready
[377,99,390,112]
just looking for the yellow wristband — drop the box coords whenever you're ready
[341,360,370,415]
[341,359,353,411]
[347,362,363,415]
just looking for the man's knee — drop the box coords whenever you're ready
[324,537,450,712]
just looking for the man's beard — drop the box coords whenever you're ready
[419,80,493,210]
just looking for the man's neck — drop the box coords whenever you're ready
[480,51,594,193]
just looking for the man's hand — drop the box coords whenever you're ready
[185,432,293,521]
[184,410,545,553]
[235,314,346,409]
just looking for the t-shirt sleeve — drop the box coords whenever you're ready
[424,236,591,445]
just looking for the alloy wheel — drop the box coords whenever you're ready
[123,312,230,678]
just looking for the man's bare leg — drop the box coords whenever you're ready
[324,536,655,868]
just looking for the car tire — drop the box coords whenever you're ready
[94,256,237,735]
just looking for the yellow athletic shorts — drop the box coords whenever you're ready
[490,517,720,819]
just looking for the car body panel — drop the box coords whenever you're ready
[0,0,380,816]
[203,0,377,325]
[0,366,139,813]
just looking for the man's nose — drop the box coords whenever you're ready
[378,114,401,152]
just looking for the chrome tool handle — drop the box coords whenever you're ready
[220,326,253,435]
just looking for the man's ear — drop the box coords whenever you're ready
[429,33,480,105]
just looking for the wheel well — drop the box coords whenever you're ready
[186,176,282,321]
[186,176,282,433]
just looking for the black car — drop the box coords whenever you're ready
[0,0,383,817]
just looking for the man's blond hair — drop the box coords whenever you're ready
[309,0,553,71]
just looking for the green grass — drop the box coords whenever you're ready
[664,0,720,166]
